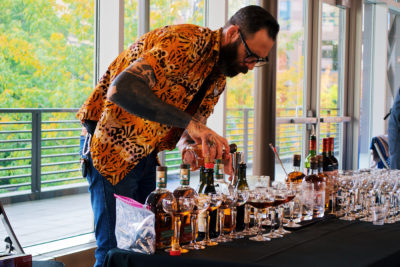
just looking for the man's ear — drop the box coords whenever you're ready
[223,25,240,44]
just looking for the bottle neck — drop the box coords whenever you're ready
[205,168,214,186]
[214,162,224,181]
[309,138,316,155]
[179,168,190,186]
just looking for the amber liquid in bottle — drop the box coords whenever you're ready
[145,166,173,249]
[287,154,305,184]
[173,164,197,244]
[235,162,249,231]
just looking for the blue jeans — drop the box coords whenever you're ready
[80,136,157,267]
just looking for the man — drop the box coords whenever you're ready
[78,5,279,267]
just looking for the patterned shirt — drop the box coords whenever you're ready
[77,24,226,185]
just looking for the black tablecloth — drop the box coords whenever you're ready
[104,218,400,267]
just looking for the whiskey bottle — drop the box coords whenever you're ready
[173,164,198,244]
[286,154,305,184]
[144,166,173,249]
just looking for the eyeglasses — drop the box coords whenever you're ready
[238,29,269,67]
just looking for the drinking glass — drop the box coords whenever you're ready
[162,197,195,253]
[263,188,283,239]
[275,188,291,235]
[284,183,301,228]
[182,194,210,250]
[213,193,237,243]
[200,193,222,247]
[301,183,314,221]
[248,190,273,242]
[229,189,249,239]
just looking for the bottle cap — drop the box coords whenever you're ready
[157,166,167,171]
[205,162,214,169]
[180,163,190,169]
[229,143,237,153]
[169,250,181,256]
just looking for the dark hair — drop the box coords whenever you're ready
[225,5,280,41]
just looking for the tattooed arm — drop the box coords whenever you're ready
[107,58,230,161]
[107,58,192,128]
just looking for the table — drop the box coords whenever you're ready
[104,217,400,267]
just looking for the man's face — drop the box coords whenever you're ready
[218,28,275,78]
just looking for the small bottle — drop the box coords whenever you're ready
[286,154,305,184]
[304,129,317,174]
[173,164,198,244]
[235,162,249,231]
[145,166,173,249]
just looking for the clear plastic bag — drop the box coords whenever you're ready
[114,194,156,254]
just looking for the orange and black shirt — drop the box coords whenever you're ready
[77,24,226,185]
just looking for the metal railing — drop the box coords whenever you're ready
[0,109,86,203]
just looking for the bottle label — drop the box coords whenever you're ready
[310,139,316,151]
[160,229,174,239]
[156,171,167,188]
[215,163,224,180]
[180,168,190,186]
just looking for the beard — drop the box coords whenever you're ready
[217,38,248,77]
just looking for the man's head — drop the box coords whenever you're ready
[218,5,280,77]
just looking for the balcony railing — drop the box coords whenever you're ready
[0,108,341,203]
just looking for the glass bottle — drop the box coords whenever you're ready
[144,166,174,249]
[196,166,206,193]
[304,131,317,174]
[235,162,249,231]
[322,138,333,173]
[328,137,339,172]
[197,162,218,239]
[173,164,198,244]
[286,154,305,184]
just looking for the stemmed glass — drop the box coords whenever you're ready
[213,193,237,243]
[229,189,249,239]
[284,183,301,228]
[264,188,283,239]
[199,193,222,247]
[162,197,195,253]
[182,194,210,250]
[247,189,273,242]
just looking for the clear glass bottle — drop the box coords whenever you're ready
[235,162,249,231]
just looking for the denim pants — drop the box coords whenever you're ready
[80,136,157,267]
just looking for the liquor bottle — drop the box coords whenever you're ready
[197,162,218,239]
[173,164,198,244]
[322,138,333,173]
[304,130,317,174]
[286,154,305,184]
[328,137,339,172]
[235,162,249,231]
[144,166,173,249]
[304,157,326,218]
[196,166,206,193]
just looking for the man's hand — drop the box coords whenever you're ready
[186,119,233,178]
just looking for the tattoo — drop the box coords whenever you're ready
[108,58,192,128]
[125,58,157,88]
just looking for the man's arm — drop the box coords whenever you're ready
[107,57,230,160]
[107,58,192,128]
